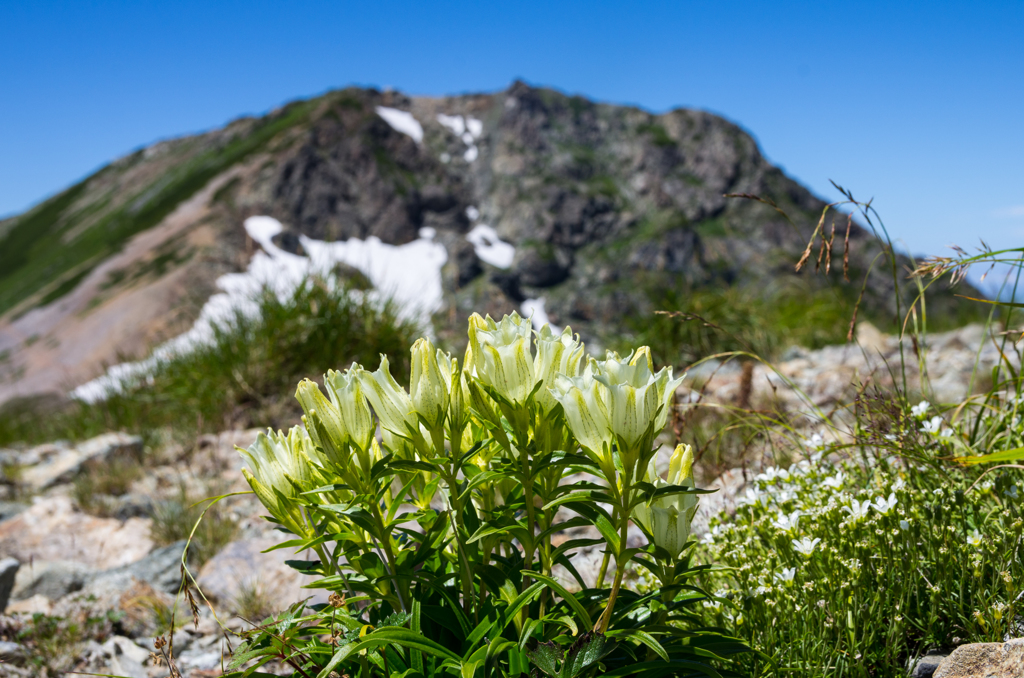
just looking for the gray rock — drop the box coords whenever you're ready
[11,559,93,600]
[16,432,142,491]
[0,558,18,612]
[934,638,1024,677]
[88,539,186,594]
[912,652,949,678]
[99,635,149,678]
[0,502,26,523]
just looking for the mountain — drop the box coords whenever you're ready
[0,81,974,405]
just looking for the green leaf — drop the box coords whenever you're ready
[606,628,668,661]
[522,571,593,629]
[956,446,1024,464]
[318,626,461,677]
[559,632,608,678]
[525,641,562,677]
[461,645,489,678]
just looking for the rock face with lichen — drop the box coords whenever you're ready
[0,81,972,406]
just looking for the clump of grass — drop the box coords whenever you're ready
[151,485,238,567]
[71,456,143,515]
[233,578,276,622]
[0,276,419,446]
[625,279,861,369]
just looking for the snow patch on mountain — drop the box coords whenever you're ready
[72,216,446,402]
[375,106,423,143]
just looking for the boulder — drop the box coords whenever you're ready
[0,495,152,569]
[16,432,142,491]
[87,539,186,594]
[197,537,328,614]
[11,559,93,601]
[912,652,950,678]
[0,558,18,612]
[934,639,1024,677]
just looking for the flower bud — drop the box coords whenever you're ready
[468,312,536,405]
[409,338,451,431]
[632,444,699,558]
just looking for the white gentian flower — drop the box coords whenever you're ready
[940,427,954,438]
[532,324,586,413]
[239,427,319,535]
[551,349,682,458]
[468,312,536,405]
[921,416,943,434]
[967,529,984,548]
[632,444,699,558]
[354,356,419,438]
[323,368,375,451]
[872,492,898,515]
[773,510,802,532]
[899,519,911,531]
[911,401,930,419]
[891,476,906,492]
[792,460,812,476]
[792,537,822,556]
[774,567,797,583]
[843,498,873,521]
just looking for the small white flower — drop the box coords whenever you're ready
[891,476,906,492]
[774,567,797,583]
[738,488,759,506]
[773,510,802,532]
[967,529,983,548]
[921,416,944,434]
[843,498,873,521]
[824,471,844,490]
[792,460,812,476]
[872,492,898,515]
[911,401,930,419]
[804,433,826,452]
[792,537,822,556]
[756,466,790,483]
[940,428,954,438]
[899,520,910,531]
[883,433,898,442]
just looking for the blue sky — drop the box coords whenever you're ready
[2,0,1022,261]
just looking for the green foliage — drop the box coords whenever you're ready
[151,484,238,567]
[71,454,144,516]
[638,123,676,148]
[697,389,1024,676]
[0,275,419,445]
[625,280,857,368]
[213,314,749,677]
